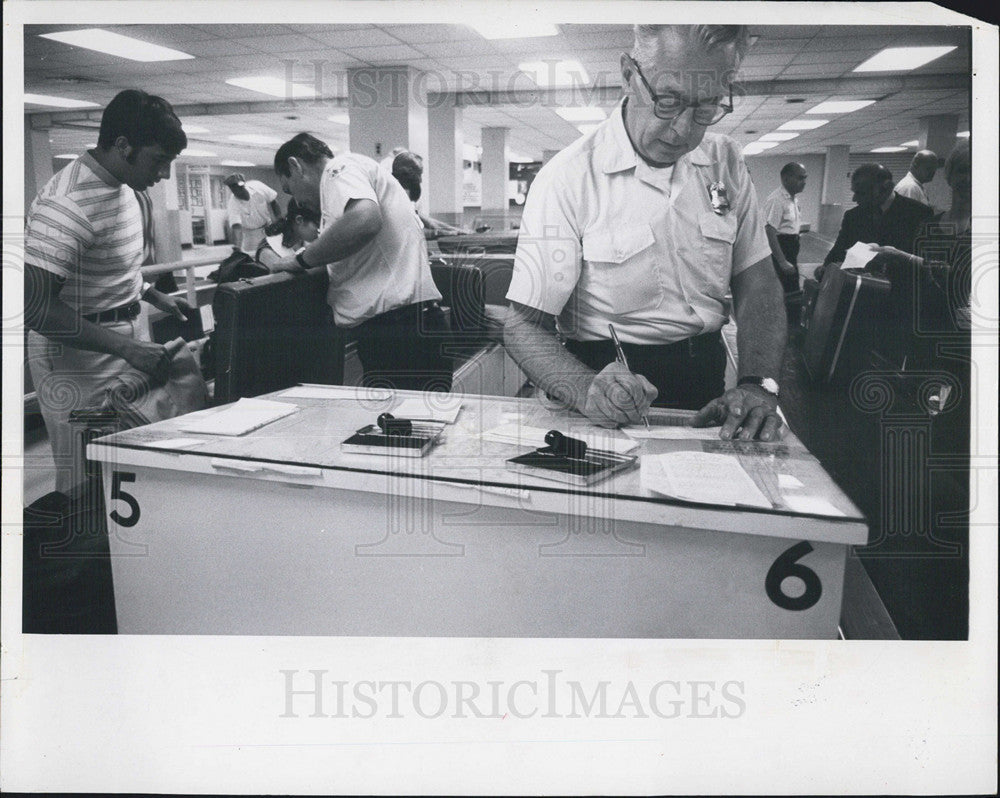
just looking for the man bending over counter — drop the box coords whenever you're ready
[504,24,785,441]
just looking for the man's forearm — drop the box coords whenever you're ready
[301,206,380,266]
[765,225,789,268]
[733,263,787,379]
[27,297,134,359]
[503,304,594,412]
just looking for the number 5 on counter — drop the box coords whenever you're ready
[110,471,141,528]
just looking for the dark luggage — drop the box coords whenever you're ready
[436,231,518,255]
[802,265,891,384]
[208,249,269,283]
[210,267,345,404]
[800,277,820,332]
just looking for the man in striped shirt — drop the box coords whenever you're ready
[25,89,189,494]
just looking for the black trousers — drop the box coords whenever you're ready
[772,233,801,295]
[564,331,726,411]
[353,301,453,393]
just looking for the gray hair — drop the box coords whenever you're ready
[632,25,751,72]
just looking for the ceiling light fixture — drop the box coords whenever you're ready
[181,123,211,134]
[555,106,607,123]
[743,141,779,155]
[24,92,100,108]
[806,100,876,114]
[221,160,256,167]
[957,130,970,138]
[853,46,956,73]
[39,29,194,62]
[180,149,218,157]
[900,140,919,147]
[226,76,316,99]
[576,123,602,136]
[54,154,78,159]
[871,146,907,153]
[227,134,285,145]
[778,119,830,131]
[468,22,558,39]
[327,113,350,125]
[759,132,800,142]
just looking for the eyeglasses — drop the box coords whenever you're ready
[625,54,734,125]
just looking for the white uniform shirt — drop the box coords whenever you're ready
[319,152,441,328]
[227,179,278,253]
[762,186,801,235]
[506,101,770,345]
[894,172,931,207]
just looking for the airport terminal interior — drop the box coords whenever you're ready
[20,22,976,640]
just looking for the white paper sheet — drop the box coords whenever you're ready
[623,424,720,440]
[481,422,639,455]
[640,451,772,508]
[778,473,805,489]
[842,241,880,271]
[391,395,463,423]
[279,385,393,402]
[782,494,846,517]
[178,398,298,436]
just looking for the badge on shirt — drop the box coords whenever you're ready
[708,181,730,215]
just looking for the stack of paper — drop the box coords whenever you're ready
[481,422,639,455]
[178,398,298,436]
[841,241,879,272]
[641,451,771,508]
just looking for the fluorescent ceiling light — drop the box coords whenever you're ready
[39,29,194,62]
[853,46,956,73]
[555,106,607,123]
[226,76,316,99]
[957,130,969,138]
[519,60,589,87]
[181,149,218,157]
[743,142,779,155]
[900,139,919,147]
[468,22,558,39]
[778,119,829,131]
[759,132,799,142]
[24,92,99,109]
[227,134,285,145]
[181,123,211,134]
[806,100,876,114]
[221,160,256,167]
[576,123,602,136]
[327,113,350,125]
[54,154,78,159]
[871,146,907,153]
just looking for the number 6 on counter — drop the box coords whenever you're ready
[765,541,822,611]
[110,470,141,528]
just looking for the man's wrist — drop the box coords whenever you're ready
[738,376,779,398]
[296,250,311,269]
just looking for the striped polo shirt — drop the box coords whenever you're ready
[26,151,144,314]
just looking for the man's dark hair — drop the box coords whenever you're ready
[97,89,187,155]
[273,133,334,177]
[265,198,321,243]
[852,162,893,186]
[780,162,804,179]
[392,151,424,202]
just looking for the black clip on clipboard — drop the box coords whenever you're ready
[341,412,446,457]
[505,430,638,486]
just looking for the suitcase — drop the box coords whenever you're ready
[802,265,891,384]
[435,231,519,255]
[800,277,820,332]
[210,267,345,404]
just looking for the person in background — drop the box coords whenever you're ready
[224,172,282,255]
[390,151,471,238]
[24,89,189,495]
[271,133,452,392]
[255,199,321,270]
[894,149,938,208]
[762,162,807,312]
[818,163,934,280]
[504,24,786,441]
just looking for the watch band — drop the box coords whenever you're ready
[296,250,310,269]
[140,281,152,298]
[738,376,779,397]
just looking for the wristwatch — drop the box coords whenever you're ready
[738,376,779,398]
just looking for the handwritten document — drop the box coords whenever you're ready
[641,451,771,508]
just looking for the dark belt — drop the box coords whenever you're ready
[82,301,141,324]
[365,300,440,325]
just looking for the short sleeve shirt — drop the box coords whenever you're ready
[227,180,278,229]
[762,186,801,235]
[25,151,144,314]
[894,172,931,207]
[506,101,771,345]
[319,152,441,327]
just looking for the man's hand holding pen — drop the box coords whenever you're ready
[583,361,658,429]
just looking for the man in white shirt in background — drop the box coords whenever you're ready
[762,162,808,319]
[224,172,281,255]
[894,149,938,208]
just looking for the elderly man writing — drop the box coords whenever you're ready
[504,24,785,441]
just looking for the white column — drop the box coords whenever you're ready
[480,127,509,212]
[919,114,959,211]
[427,98,463,220]
[24,117,54,213]
[147,172,183,264]
[818,144,851,237]
[347,66,428,164]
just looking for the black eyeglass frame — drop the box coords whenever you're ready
[625,54,735,125]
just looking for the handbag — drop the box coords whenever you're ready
[208,249,269,283]
[103,338,208,428]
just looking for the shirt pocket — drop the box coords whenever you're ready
[698,213,738,295]
[582,223,661,314]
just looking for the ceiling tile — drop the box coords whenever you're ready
[309,28,404,48]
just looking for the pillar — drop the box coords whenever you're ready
[818,144,850,237]
[24,117,54,214]
[918,114,959,211]
[480,127,509,212]
[427,98,463,224]
[147,170,183,264]
[347,66,428,166]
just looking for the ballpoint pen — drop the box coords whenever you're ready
[608,323,650,430]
